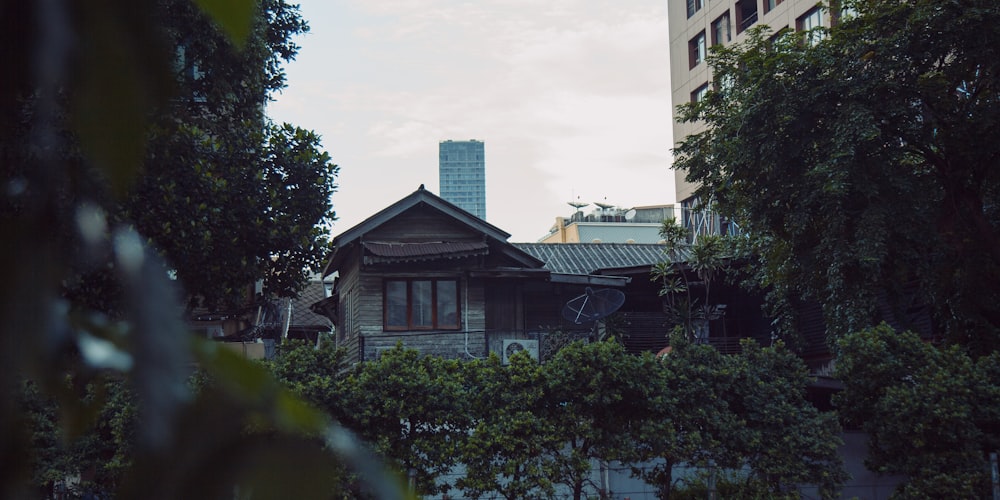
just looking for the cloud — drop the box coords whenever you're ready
[269,0,674,241]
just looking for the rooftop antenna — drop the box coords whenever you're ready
[593,201,615,210]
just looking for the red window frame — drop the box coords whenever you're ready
[383,278,460,331]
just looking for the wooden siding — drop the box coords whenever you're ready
[338,257,362,340]
[364,204,484,242]
[363,331,488,361]
[485,280,524,334]
[356,273,385,338]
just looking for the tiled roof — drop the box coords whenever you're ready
[362,241,489,264]
[290,280,331,328]
[512,243,671,276]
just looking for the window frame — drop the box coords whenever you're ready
[796,6,825,45]
[691,82,710,104]
[689,31,707,69]
[686,0,705,18]
[383,278,461,331]
[711,12,731,46]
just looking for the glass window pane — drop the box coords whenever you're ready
[386,281,408,327]
[436,281,458,328]
[412,280,433,327]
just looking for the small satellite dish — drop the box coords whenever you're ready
[561,287,626,324]
[624,209,637,220]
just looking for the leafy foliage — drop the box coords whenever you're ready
[629,334,846,500]
[623,335,735,499]
[334,346,472,497]
[673,0,1000,351]
[723,340,847,498]
[651,220,732,340]
[836,324,1000,497]
[0,0,402,498]
[457,353,557,500]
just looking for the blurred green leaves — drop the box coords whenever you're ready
[194,0,257,46]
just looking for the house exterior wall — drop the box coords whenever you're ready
[349,272,489,362]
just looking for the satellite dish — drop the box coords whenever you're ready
[561,287,626,324]
[568,201,589,210]
[593,201,615,210]
[624,209,637,220]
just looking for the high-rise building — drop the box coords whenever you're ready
[669,0,844,237]
[438,140,486,220]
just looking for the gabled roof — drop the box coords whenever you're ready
[323,186,542,275]
[334,185,511,245]
[288,279,331,329]
[512,243,670,276]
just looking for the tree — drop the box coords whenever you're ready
[0,1,401,498]
[673,0,1000,352]
[630,334,846,500]
[836,323,1000,497]
[121,0,337,310]
[625,336,736,499]
[723,340,847,499]
[456,353,558,500]
[267,338,348,410]
[539,340,646,500]
[651,220,731,341]
[336,346,472,497]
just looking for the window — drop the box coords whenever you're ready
[689,31,706,69]
[735,0,759,34]
[833,0,857,24]
[768,26,790,47]
[764,0,783,14]
[797,6,825,45]
[711,13,731,46]
[686,0,704,18]
[384,278,459,330]
[691,83,709,103]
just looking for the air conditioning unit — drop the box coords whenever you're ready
[502,339,539,364]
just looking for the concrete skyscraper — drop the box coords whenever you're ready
[438,140,486,219]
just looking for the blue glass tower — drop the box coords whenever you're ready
[438,140,486,219]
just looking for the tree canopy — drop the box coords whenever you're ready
[0,2,391,498]
[673,0,1000,352]
[836,323,1000,497]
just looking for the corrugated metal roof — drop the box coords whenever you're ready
[512,243,671,276]
[363,241,489,263]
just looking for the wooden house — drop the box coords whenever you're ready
[313,186,677,364]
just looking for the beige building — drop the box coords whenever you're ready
[669,0,840,231]
[538,204,675,244]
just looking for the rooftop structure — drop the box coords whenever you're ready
[538,202,675,244]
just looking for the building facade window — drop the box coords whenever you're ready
[686,0,704,18]
[735,0,759,34]
[764,0,783,14]
[797,6,825,45]
[384,278,460,330]
[833,1,857,24]
[711,13,732,46]
[689,31,707,69]
[691,83,709,103]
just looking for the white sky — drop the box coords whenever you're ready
[267,0,675,242]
